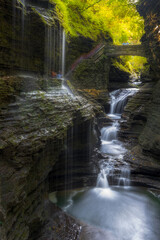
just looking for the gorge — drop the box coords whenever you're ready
[0,0,160,240]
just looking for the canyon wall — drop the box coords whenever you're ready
[0,1,103,239]
[120,0,160,188]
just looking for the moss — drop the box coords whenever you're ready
[31,7,55,27]
[72,56,109,90]
[0,76,22,106]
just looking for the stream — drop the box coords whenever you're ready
[50,88,160,240]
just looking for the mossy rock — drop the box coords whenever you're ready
[0,76,23,106]
[72,56,110,90]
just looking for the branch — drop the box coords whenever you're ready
[81,0,103,12]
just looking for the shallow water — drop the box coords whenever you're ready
[50,187,160,240]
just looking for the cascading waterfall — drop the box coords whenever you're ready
[96,169,109,188]
[49,90,160,240]
[118,166,130,187]
[110,88,138,115]
[101,121,118,141]
[99,88,138,187]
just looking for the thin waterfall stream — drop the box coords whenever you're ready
[62,29,66,77]
[49,87,160,240]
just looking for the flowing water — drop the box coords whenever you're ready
[52,187,160,240]
[62,30,66,77]
[50,88,160,240]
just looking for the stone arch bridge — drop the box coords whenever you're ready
[69,44,146,73]
[104,44,146,57]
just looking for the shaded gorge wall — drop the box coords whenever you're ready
[0,0,63,76]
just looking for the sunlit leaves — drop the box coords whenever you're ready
[50,0,144,44]
[113,56,148,75]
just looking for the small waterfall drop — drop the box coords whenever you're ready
[62,30,66,77]
[12,0,26,67]
[21,0,26,66]
[101,121,119,141]
[118,166,130,187]
[21,0,25,32]
[44,25,53,76]
[110,88,138,114]
[96,169,109,188]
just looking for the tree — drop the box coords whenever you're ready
[50,0,144,44]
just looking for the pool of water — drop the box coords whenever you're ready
[50,187,160,240]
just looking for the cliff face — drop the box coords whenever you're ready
[119,0,160,188]
[0,0,62,76]
[137,0,160,156]
[0,1,103,239]
[138,0,160,80]
[0,86,102,240]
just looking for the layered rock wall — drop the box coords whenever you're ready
[0,90,102,240]
[0,1,103,239]
[0,0,61,76]
[137,0,160,156]
[119,0,160,187]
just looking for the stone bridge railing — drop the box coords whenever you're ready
[104,44,146,57]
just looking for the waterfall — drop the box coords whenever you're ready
[12,0,16,51]
[96,169,109,188]
[110,88,138,114]
[21,0,25,67]
[101,121,119,141]
[44,25,66,77]
[118,166,130,187]
[44,26,52,76]
[21,0,25,32]
[98,88,138,188]
[62,29,66,77]
[12,0,26,68]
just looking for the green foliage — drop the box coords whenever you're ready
[50,0,144,44]
[113,56,149,75]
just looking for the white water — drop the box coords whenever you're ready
[110,88,138,114]
[118,166,130,187]
[50,88,160,240]
[58,187,160,240]
[99,88,138,188]
[96,169,109,188]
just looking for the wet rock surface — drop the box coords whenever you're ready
[0,0,61,76]
[116,0,160,191]
[108,61,130,91]
[0,82,102,240]
[0,0,160,239]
